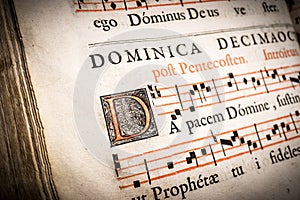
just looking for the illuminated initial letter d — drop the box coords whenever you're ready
[101,88,158,147]
[107,96,150,142]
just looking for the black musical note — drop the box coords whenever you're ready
[192,84,207,103]
[271,69,281,82]
[175,84,184,109]
[206,85,211,92]
[167,161,174,169]
[230,130,245,145]
[136,0,148,10]
[148,85,161,98]
[290,76,300,89]
[201,148,207,155]
[220,139,233,156]
[117,109,300,190]
[186,157,192,163]
[272,124,281,137]
[240,137,245,144]
[199,83,207,101]
[282,74,287,81]
[171,109,181,120]
[280,122,290,140]
[112,154,121,177]
[264,67,270,77]
[271,124,281,137]
[189,90,195,112]
[101,0,117,11]
[133,180,140,188]
[247,140,258,154]
[251,76,261,90]
[170,109,181,135]
[186,151,198,167]
[227,73,239,91]
[230,130,239,142]
[111,1,117,9]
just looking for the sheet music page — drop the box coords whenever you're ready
[14,0,300,199]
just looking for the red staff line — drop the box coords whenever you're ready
[74,0,225,3]
[119,136,211,171]
[118,120,299,178]
[75,1,192,12]
[118,120,300,183]
[75,0,226,12]
[155,75,296,108]
[118,113,295,162]
[170,124,282,164]
[157,64,300,91]
[154,67,299,100]
[156,72,292,101]
[157,83,299,116]
[119,124,276,171]
[119,134,300,189]
[208,126,297,160]
[153,69,299,105]
[74,0,136,4]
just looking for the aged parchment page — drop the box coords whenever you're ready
[14,0,300,199]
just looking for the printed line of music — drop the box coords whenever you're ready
[148,64,300,116]
[112,110,300,189]
[74,0,231,12]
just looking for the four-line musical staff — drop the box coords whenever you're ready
[112,111,300,189]
[74,0,232,12]
[107,63,300,190]
[149,64,300,116]
[109,64,300,190]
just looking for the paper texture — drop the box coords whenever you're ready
[14,0,300,199]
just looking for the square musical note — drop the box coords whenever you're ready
[133,180,141,188]
[167,162,174,169]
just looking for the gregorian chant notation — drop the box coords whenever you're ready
[113,110,300,189]
[109,63,300,190]
[148,64,300,116]
[74,0,232,12]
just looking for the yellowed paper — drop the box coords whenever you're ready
[14,0,300,199]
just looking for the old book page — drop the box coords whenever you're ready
[13,0,300,199]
